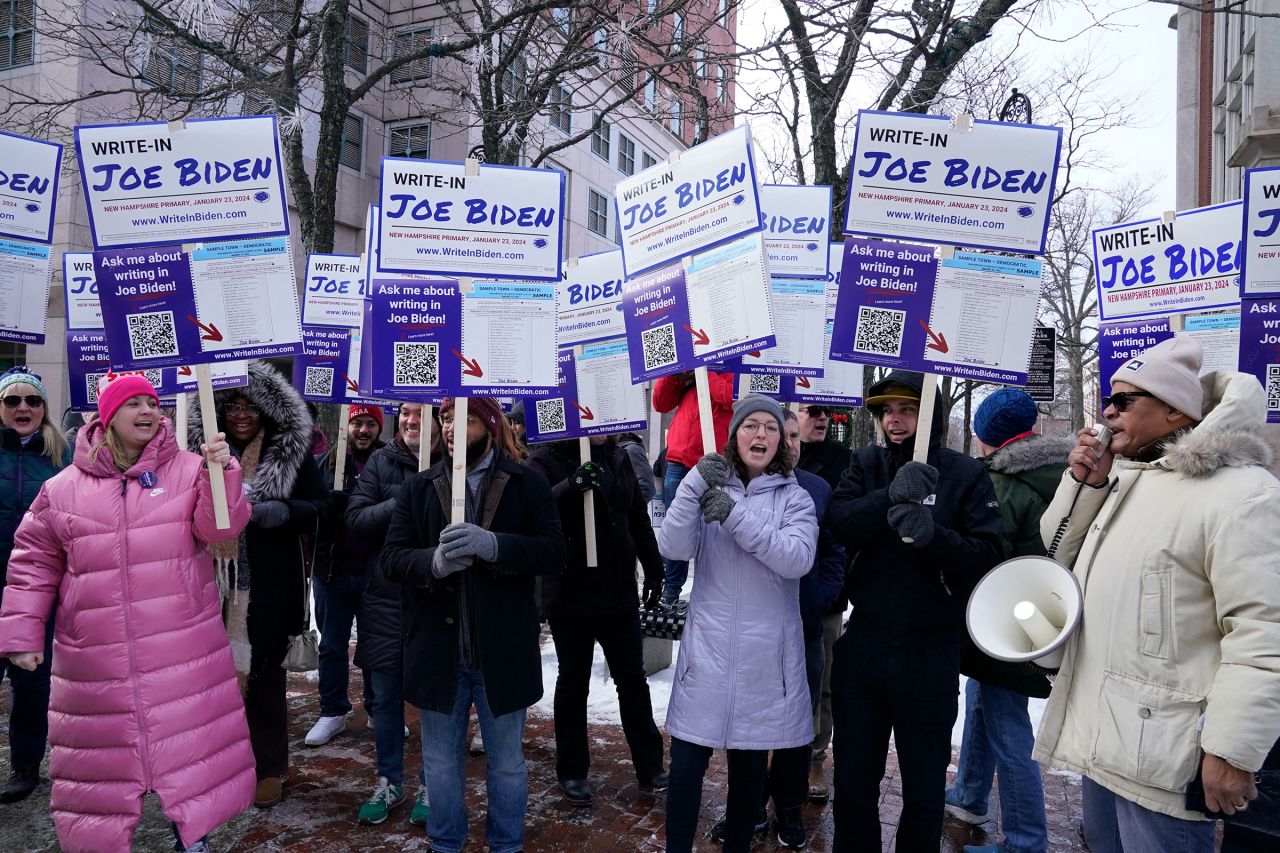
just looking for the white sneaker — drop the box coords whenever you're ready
[305,715,347,746]
[365,717,411,737]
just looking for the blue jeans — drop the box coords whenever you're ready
[950,678,1047,853]
[0,585,54,769]
[369,669,423,789]
[660,461,691,601]
[313,573,372,717]
[419,666,527,853]
[1081,776,1216,853]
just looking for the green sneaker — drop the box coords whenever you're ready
[357,776,405,825]
[409,785,430,827]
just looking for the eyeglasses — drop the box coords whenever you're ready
[2,395,44,408]
[803,406,830,418]
[739,420,780,436]
[225,403,261,416]
[440,415,481,428]
[1101,391,1156,412]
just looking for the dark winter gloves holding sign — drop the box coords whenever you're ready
[432,522,498,578]
[571,461,613,494]
[694,452,737,524]
[887,461,938,546]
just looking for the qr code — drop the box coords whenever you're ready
[142,369,163,388]
[535,398,567,434]
[304,366,334,398]
[85,372,106,405]
[642,323,679,372]
[127,311,180,360]
[853,306,907,358]
[394,342,439,387]
[1268,365,1280,411]
[748,374,781,394]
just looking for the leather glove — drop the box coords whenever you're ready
[438,522,499,562]
[695,452,730,490]
[700,488,736,524]
[888,461,939,505]
[571,461,613,494]
[250,499,290,529]
[642,569,665,610]
[432,546,471,579]
[888,503,934,546]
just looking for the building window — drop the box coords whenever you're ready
[717,67,727,103]
[252,0,294,32]
[391,27,434,84]
[344,13,368,73]
[340,112,363,170]
[501,50,527,99]
[644,73,657,112]
[694,48,706,80]
[671,97,683,139]
[548,84,572,133]
[552,7,571,35]
[618,48,638,92]
[0,0,33,70]
[673,12,684,45]
[618,134,635,176]
[141,15,202,93]
[641,151,657,170]
[241,91,272,116]
[590,114,611,161]
[588,188,609,238]
[594,27,609,66]
[389,123,431,159]
[718,0,728,21]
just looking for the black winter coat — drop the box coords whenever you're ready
[346,440,418,673]
[798,438,852,492]
[526,440,663,619]
[828,373,1003,647]
[315,441,386,581]
[381,449,565,716]
[794,470,845,641]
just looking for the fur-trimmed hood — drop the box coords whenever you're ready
[186,360,313,500]
[1158,371,1274,478]
[985,433,1075,476]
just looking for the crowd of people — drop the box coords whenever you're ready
[1,334,1279,853]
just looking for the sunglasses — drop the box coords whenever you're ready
[225,403,261,416]
[803,406,830,418]
[2,395,44,408]
[1101,391,1155,412]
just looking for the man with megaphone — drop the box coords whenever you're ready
[826,370,1004,852]
[1034,337,1280,851]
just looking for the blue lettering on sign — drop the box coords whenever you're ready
[69,276,96,295]
[383,194,454,222]
[620,162,750,232]
[308,276,355,295]
[567,278,623,305]
[1100,241,1242,289]
[1098,255,1156,289]
[90,163,162,192]
[857,151,929,184]
[175,157,274,187]
[0,170,51,195]
[1254,208,1280,239]
[463,198,556,228]
[761,213,827,235]
[856,150,1048,194]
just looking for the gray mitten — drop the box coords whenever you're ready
[695,452,730,490]
[887,461,939,505]
[250,499,290,529]
[699,488,736,524]
[432,546,471,579]
[438,522,499,562]
[888,503,934,546]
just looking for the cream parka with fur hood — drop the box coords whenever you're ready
[1033,371,1280,820]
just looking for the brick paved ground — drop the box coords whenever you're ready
[1,631,1094,852]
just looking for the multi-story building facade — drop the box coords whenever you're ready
[0,0,738,413]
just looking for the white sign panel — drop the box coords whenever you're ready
[685,232,776,362]
[460,281,559,393]
[63,252,102,330]
[844,110,1061,254]
[736,278,827,375]
[0,130,62,243]
[189,236,302,357]
[303,253,366,327]
[760,184,832,278]
[0,239,53,344]
[378,160,564,280]
[74,116,290,249]
[1093,202,1242,321]
[1242,166,1280,295]
[614,125,763,277]
[558,250,627,346]
[574,338,648,430]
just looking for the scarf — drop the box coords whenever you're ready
[211,432,263,675]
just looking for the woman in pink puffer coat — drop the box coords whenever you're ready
[0,373,255,852]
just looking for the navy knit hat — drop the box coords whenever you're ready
[973,388,1038,447]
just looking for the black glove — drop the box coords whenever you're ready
[329,490,351,514]
[642,571,664,610]
[700,488,736,524]
[888,461,939,505]
[695,452,730,490]
[571,461,613,494]
[888,503,934,546]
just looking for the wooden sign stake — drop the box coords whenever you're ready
[195,363,231,530]
[332,404,350,490]
[574,344,599,568]
[419,404,434,473]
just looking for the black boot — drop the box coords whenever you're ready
[775,806,808,849]
[0,765,40,803]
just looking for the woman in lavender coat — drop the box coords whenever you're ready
[659,395,818,853]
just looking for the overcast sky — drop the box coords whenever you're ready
[738,0,1179,212]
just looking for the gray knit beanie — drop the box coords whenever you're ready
[729,394,785,437]
[1112,336,1204,420]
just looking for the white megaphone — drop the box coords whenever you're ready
[966,555,1083,671]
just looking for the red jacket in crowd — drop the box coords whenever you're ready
[653,371,735,468]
